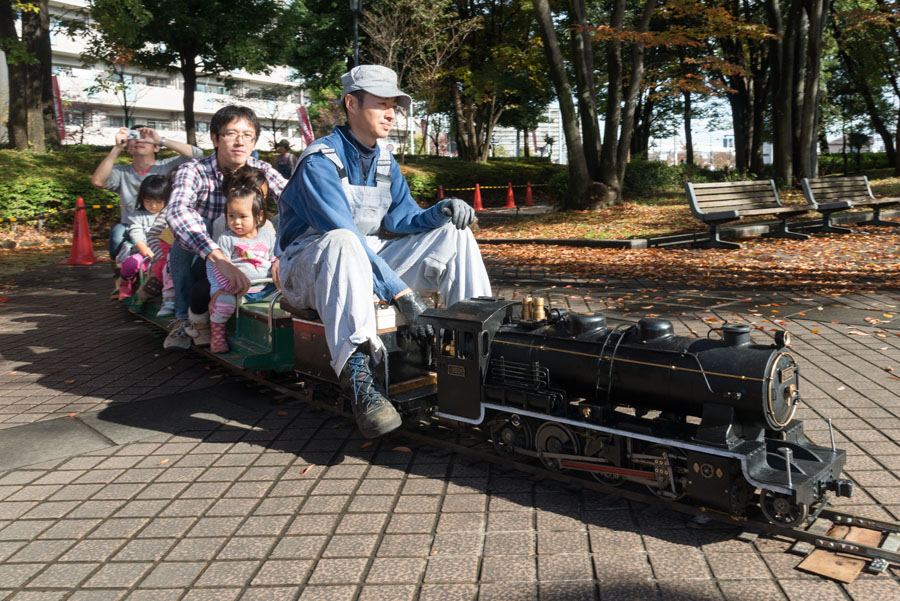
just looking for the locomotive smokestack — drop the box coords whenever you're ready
[722,324,751,347]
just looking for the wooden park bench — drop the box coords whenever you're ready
[684,180,811,249]
[801,176,900,231]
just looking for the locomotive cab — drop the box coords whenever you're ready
[420,298,521,421]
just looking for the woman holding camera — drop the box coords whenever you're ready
[91,126,203,265]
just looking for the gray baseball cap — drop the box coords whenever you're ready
[340,65,411,110]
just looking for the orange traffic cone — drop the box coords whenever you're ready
[437,185,444,200]
[525,182,534,207]
[473,183,484,211]
[59,197,103,265]
[505,182,516,208]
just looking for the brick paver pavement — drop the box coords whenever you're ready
[0,257,898,600]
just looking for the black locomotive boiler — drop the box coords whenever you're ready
[419,297,853,526]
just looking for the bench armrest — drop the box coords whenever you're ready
[816,201,851,211]
[701,209,740,222]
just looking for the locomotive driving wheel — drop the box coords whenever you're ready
[489,415,534,457]
[534,423,580,471]
[639,444,688,500]
[759,491,809,527]
[585,434,625,486]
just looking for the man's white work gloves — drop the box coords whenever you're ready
[437,198,475,230]
[393,291,434,344]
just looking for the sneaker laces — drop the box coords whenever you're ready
[167,319,188,336]
[347,353,384,411]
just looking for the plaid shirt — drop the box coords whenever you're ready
[167,154,286,259]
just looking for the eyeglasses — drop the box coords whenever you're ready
[220,130,257,143]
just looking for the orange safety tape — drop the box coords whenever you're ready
[0,203,119,224]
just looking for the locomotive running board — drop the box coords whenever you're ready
[471,402,797,496]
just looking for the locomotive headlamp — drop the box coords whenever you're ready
[774,330,791,348]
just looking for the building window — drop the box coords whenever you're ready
[196,83,226,95]
[146,76,169,88]
[146,120,170,130]
[197,122,209,133]
[53,66,73,77]
[107,115,126,128]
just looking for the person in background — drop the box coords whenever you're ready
[117,175,170,305]
[273,139,298,179]
[91,125,203,293]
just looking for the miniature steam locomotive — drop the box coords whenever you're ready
[416,297,853,526]
[129,292,854,527]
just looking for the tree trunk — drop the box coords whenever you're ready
[598,0,625,200]
[767,0,801,185]
[569,0,601,179]
[726,80,749,174]
[450,84,472,161]
[749,52,769,176]
[0,0,28,149]
[614,0,656,188]
[21,7,45,151]
[791,4,808,175]
[37,0,58,147]
[180,58,198,146]
[798,0,830,178]
[683,90,693,165]
[533,0,591,208]
[895,111,900,176]
[522,128,531,158]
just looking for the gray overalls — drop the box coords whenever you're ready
[279,140,492,375]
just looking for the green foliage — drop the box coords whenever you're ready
[547,169,569,203]
[622,159,729,198]
[622,158,682,197]
[0,148,119,222]
[818,152,889,175]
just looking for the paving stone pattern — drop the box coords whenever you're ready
[0,261,899,600]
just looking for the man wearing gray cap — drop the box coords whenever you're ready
[276,65,491,438]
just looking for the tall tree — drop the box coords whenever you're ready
[768,0,832,183]
[449,0,550,162]
[362,0,480,159]
[533,0,591,207]
[81,0,282,145]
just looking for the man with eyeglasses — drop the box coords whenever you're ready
[163,105,287,350]
[276,65,491,438]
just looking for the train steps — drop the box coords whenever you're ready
[120,297,295,373]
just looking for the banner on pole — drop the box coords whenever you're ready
[297,107,314,146]
[52,75,65,141]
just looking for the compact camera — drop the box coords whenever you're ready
[126,129,141,140]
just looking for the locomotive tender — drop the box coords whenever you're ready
[129,291,854,527]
